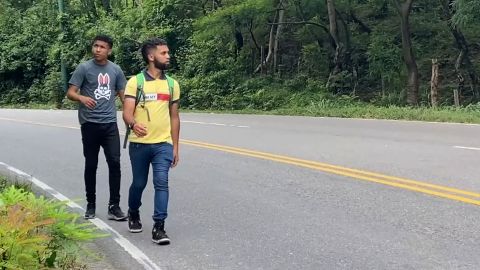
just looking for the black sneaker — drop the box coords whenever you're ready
[107,204,127,221]
[128,210,143,233]
[84,204,95,219]
[152,221,170,245]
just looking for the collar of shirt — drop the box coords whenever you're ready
[143,70,166,81]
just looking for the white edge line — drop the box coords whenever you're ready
[0,162,161,270]
[454,146,480,151]
[343,116,480,126]
[182,120,249,128]
[0,117,80,130]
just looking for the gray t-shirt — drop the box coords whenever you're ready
[69,59,127,124]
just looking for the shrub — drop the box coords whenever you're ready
[0,185,105,270]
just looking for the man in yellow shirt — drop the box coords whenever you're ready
[123,38,180,245]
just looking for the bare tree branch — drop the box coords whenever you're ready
[267,21,329,33]
[249,19,260,51]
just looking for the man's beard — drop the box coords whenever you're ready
[154,58,169,70]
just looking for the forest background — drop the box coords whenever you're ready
[1,0,479,122]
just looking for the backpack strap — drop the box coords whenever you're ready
[165,74,175,102]
[135,72,145,106]
[123,72,147,149]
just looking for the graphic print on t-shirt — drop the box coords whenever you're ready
[94,73,111,100]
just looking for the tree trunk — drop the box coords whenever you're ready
[249,19,260,51]
[336,9,354,92]
[430,59,439,107]
[453,88,460,107]
[396,0,419,106]
[254,18,275,73]
[234,29,244,60]
[327,0,339,46]
[273,5,285,73]
[326,0,342,87]
[441,0,479,101]
[327,0,341,76]
[254,1,280,74]
[454,50,465,106]
[326,0,351,92]
[260,46,265,74]
[381,75,385,98]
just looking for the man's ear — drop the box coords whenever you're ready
[148,53,154,62]
[108,49,112,56]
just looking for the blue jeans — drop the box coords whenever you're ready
[128,142,173,222]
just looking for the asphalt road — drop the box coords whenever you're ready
[0,109,479,270]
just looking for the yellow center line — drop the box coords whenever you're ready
[181,139,480,206]
[182,140,480,198]
[2,117,479,206]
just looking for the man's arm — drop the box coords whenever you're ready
[67,63,97,109]
[66,84,96,109]
[117,90,125,105]
[123,97,147,137]
[169,101,180,168]
[116,66,127,105]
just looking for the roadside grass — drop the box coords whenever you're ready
[0,98,120,110]
[277,103,480,123]
[0,103,59,109]
[2,100,480,124]
[181,97,480,124]
[0,175,106,270]
[185,103,480,124]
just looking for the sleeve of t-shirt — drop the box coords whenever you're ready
[124,76,137,98]
[172,80,180,102]
[68,63,85,87]
[116,66,127,91]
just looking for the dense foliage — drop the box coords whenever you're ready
[0,0,479,109]
[0,176,104,269]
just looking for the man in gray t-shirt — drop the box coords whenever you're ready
[69,58,125,124]
[67,35,127,221]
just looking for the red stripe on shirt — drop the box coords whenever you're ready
[157,94,170,101]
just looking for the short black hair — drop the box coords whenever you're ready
[141,38,168,63]
[93,35,113,48]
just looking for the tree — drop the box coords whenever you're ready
[393,0,419,106]
[442,0,479,102]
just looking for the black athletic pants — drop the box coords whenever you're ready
[80,122,121,206]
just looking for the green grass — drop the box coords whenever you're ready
[3,100,480,124]
[0,175,32,192]
[0,98,122,110]
[279,104,480,123]
[0,103,59,109]
[184,104,480,124]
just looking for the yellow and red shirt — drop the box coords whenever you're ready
[125,71,180,144]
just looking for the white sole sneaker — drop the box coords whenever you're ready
[152,238,170,245]
[107,214,128,221]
